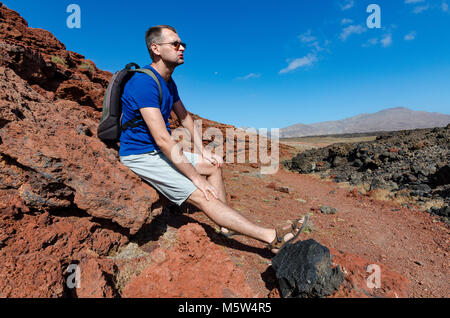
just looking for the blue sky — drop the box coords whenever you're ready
[4,0,450,129]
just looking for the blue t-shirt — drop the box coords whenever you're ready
[119,65,180,156]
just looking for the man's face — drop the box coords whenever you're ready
[153,29,185,66]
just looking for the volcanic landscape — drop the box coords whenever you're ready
[0,3,448,298]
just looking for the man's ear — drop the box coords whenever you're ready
[151,43,160,58]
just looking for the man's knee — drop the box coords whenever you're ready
[195,159,222,177]
[186,188,220,210]
[211,164,222,176]
[186,189,204,208]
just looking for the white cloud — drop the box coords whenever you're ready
[281,31,330,75]
[299,30,317,43]
[362,36,392,48]
[404,0,429,14]
[279,54,317,74]
[341,18,353,25]
[298,30,330,53]
[413,4,430,13]
[340,24,366,41]
[381,34,393,47]
[404,31,416,41]
[340,0,354,11]
[309,41,323,52]
[407,0,448,13]
[237,73,261,80]
[362,38,379,47]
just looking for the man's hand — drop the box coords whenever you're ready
[192,176,219,201]
[202,151,223,168]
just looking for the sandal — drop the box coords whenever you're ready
[267,214,309,251]
[218,228,238,238]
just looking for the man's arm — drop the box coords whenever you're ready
[172,100,204,155]
[173,100,223,167]
[139,107,218,200]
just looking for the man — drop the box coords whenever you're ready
[119,25,307,253]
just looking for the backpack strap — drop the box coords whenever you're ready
[125,62,140,70]
[122,67,163,131]
[133,68,163,106]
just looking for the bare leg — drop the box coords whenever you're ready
[191,159,304,252]
[194,160,230,234]
[205,166,234,234]
[186,189,276,244]
[206,167,227,204]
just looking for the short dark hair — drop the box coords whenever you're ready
[145,25,177,60]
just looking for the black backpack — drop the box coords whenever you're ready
[97,63,162,141]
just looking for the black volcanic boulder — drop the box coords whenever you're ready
[271,239,344,298]
[428,206,450,224]
[290,155,316,173]
[430,165,450,186]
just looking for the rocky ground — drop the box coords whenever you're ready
[284,127,450,224]
[0,3,448,298]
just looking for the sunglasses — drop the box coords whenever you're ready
[157,41,187,50]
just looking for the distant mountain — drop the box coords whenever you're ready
[280,107,450,138]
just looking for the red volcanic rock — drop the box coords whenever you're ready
[76,258,117,298]
[329,248,409,298]
[0,209,129,297]
[122,223,255,298]
[0,190,30,217]
[0,67,162,234]
[0,4,65,53]
[0,4,111,110]
[55,79,106,111]
[266,182,276,189]
[346,188,361,198]
[0,252,65,298]
[388,147,399,153]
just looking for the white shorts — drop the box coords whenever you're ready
[120,150,200,206]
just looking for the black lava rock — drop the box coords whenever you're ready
[333,176,347,183]
[291,155,316,173]
[427,206,450,224]
[332,156,347,167]
[428,206,450,218]
[285,126,450,213]
[320,206,338,214]
[353,159,363,168]
[410,184,432,196]
[271,239,344,298]
[430,165,450,186]
[370,176,389,190]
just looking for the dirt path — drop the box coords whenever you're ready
[182,163,449,297]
